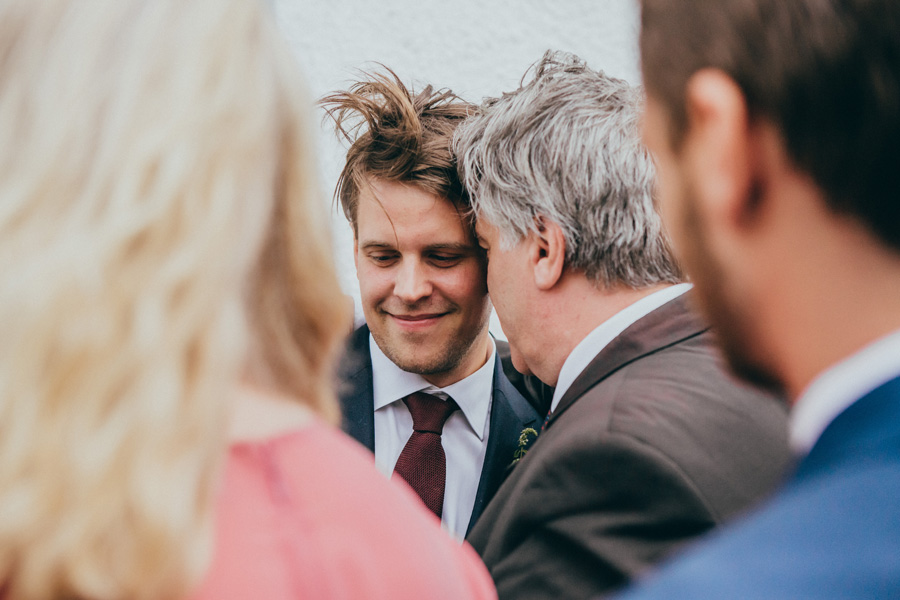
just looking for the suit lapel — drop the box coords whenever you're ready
[337,325,376,451]
[466,353,540,536]
[548,293,708,427]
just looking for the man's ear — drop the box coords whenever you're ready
[353,235,359,272]
[530,217,566,290]
[683,69,760,229]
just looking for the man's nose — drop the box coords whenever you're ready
[393,259,433,303]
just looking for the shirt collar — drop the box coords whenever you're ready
[550,283,693,413]
[790,327,900,455]
[369,334,496,440]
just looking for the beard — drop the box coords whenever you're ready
[369,299,492,378]
[375,326,482,376]
[677,179,786,395]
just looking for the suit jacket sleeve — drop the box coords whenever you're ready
[488,431,716,599]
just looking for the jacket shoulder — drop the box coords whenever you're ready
[565,331,791,521]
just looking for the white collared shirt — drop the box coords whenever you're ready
[790,327,900,455]
[550,284,693,414]
[370,335,495,540]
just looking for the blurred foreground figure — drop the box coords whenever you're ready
[454,51,791,599]
[618,0,900,597]
[0,1,495,598]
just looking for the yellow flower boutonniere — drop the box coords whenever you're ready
[512,427,538,464]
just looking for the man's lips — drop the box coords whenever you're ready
[387,312,448,329]
[391,313,445,321]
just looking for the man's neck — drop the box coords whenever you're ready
[547,283,690,411]
[535,278,674,386]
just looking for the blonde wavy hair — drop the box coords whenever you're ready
[0,0,347,598]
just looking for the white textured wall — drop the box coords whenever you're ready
[274,0,641,332]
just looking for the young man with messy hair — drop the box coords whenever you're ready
[321,71,541,540]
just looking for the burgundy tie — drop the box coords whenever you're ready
[392,392,459,518]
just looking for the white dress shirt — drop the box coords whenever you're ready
[370,335,495,540]
[790,327,900,455]
[550,284,693,414]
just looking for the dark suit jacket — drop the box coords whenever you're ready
[617,374,900,600]
[337,324,542,535]
[467,294,792,599]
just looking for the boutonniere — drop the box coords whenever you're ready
[511,427,538,464]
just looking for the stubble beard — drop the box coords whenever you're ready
[679,181,786,395]
[372,305,491,378]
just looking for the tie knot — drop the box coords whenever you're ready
[404,392,458,434]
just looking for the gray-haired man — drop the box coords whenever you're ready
[453,51,791,599]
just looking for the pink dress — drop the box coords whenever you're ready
[191,420,497,600]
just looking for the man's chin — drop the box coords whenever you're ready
[693,294,786,396]
[510,352,533,377]
[371,330,457,375]
[389,352,459,377]
[721,347,786,396]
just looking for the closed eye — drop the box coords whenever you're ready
[428,253,464,268]
[367,252,399,266]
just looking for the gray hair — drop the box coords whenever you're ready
[453,50,683,288]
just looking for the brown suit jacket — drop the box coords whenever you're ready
[466,294,791,599]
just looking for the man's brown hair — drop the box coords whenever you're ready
[321,69,473,233]
[640,0,900,250]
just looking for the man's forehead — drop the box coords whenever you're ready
[474,216,510,246]
[473,216,493,237]
[358,179,456,215]
[357,178,473,233]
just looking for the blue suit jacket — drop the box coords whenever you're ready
[617,374,900,599]
[337,325,541,537]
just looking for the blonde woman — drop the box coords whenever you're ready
[0,0,495,599]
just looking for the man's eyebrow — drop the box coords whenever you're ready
[358,241,396,251]
[423,242,476,252]
[358,241,477,253]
